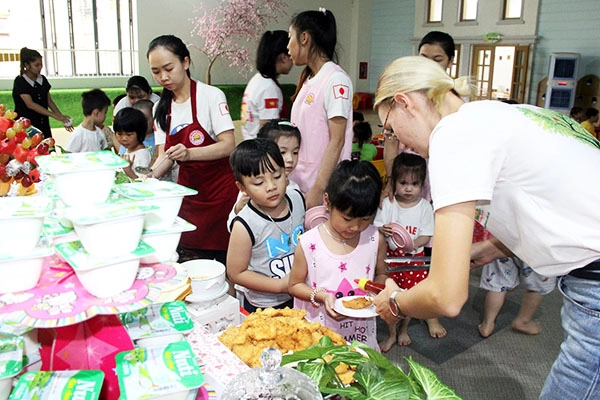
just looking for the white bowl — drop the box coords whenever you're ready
[0,248,53,294]
[143,196,184,230]
[181,259,226,298]
[69,213,145,259]
[74,258,140,298]
[140,231,182,264]
[53,169,115,207]
[0,217,43,256]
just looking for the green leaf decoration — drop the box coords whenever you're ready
[406,357,462,399]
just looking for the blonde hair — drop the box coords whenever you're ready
[374,56,472,114]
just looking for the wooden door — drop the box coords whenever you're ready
[510,45,530,103]
[471,45,495,100]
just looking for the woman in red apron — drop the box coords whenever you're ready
[147,35,238,265]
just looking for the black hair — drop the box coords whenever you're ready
[147,35,191,132]
[585,107,599,119]
[291,9,338,101]
[325,160,382,218]
[418,31,456,60]
[353,111,365,123]
[81,89,111,116]
[257,119,302,147]
[353,121,372,151]
[570,106,583,117]
[19,47,42,75]
[391,152,427,190]
[230,138,285,182]
[113,107,147,144]
[133,99,154,114]
[257,30,289,80]
[113,93,127,108]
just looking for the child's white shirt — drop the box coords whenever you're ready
[66,124,107,153]
[125,147,151,178]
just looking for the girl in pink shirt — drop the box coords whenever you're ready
[289,160,388,350]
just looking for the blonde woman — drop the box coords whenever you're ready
[372,56,600,400]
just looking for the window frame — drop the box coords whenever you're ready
[459,0,479,22]
[426,0,443,24]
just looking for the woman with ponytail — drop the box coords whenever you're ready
[287,8,353,209]
[147,35,238,265]
[372,55,600,400]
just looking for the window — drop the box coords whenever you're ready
[503,0,523,20]
[449,45,460,78]
[427,0,443,23]
[0,0,137,78]
[460,0,478,21]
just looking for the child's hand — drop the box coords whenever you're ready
[379,224,393,238]
[323,293,346,321]
[234,194,250,214]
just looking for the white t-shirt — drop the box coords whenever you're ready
[429,101,600,276]
[374,197,434,254]
[154,80,234,145]
[113,92,161,115]
[241,73,283,140]
[66,125,107,153]
[126,147,152,178]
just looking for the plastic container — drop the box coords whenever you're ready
[64,202,156,259]
[35,150,128,207]
[112,180,198,230]
[115,341,204,400]
[9,370,104,400]
[0,333,23,400]
[0,196,53,256]
[389,222,415,252]
[354,278,386,294]
[0,247,54,294]
[120,301,194,348]
[55,240,155,298]
[140,217,196,263]
[305,205,329,230]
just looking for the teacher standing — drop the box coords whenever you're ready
[372,56,600,400]
[287,8,353,209]
[147,35,237,265]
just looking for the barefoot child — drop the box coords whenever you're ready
[289,160,387,350]
[227,138,305,312]
[113,107,151,179]
[374,152,445,351]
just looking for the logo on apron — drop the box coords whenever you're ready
[189,130,205,146]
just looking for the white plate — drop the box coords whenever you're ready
[333,296,377,318]
[185,281,229,303]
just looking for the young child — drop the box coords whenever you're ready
[351,121,377,161]
[227,138,305,313]
[374,152,444,351]
[66,89,111,152]
[581,107,599,138]
[288,160,387,350]
[113,107,150,179]
[132,99,156,156]
[228,119,301,224]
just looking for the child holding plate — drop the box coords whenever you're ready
[289,160,387,351]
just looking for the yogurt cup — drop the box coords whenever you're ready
[9,370,104,400]
[115,341,204,400]
[0,247,54,294]
[0,333,23,400]
[55,240,155,298]
[0,196,53,256]
[141,217,196,263]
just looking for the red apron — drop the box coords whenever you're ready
[165,79,237,251]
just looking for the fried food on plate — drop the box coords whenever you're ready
[219,307,346,367]
[342,296,373,309]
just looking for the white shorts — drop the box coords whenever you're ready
[479,257,557,295]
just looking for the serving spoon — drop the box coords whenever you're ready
[134,155,170,176]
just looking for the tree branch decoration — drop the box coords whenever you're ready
[190,0,287,84]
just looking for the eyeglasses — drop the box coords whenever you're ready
[378,99,397,141]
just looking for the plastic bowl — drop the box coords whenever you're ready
[304,205,329,230]
[53,169,115,207]
[142,196,184,230]
[389,222,415,252]
[70,213,145,259]
[181,259,226,297]
[0,217,43,256]
[140,231,182,264]
[0,248,53,294]
[75,258,140,298]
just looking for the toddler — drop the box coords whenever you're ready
[227,138,305,312]
[374,152,444,351]
[289,160,387,350]
[66,89,111,153]
[113,107,151,179]
[351,121,377,161]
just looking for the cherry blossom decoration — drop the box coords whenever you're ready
[190,0,287,84]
